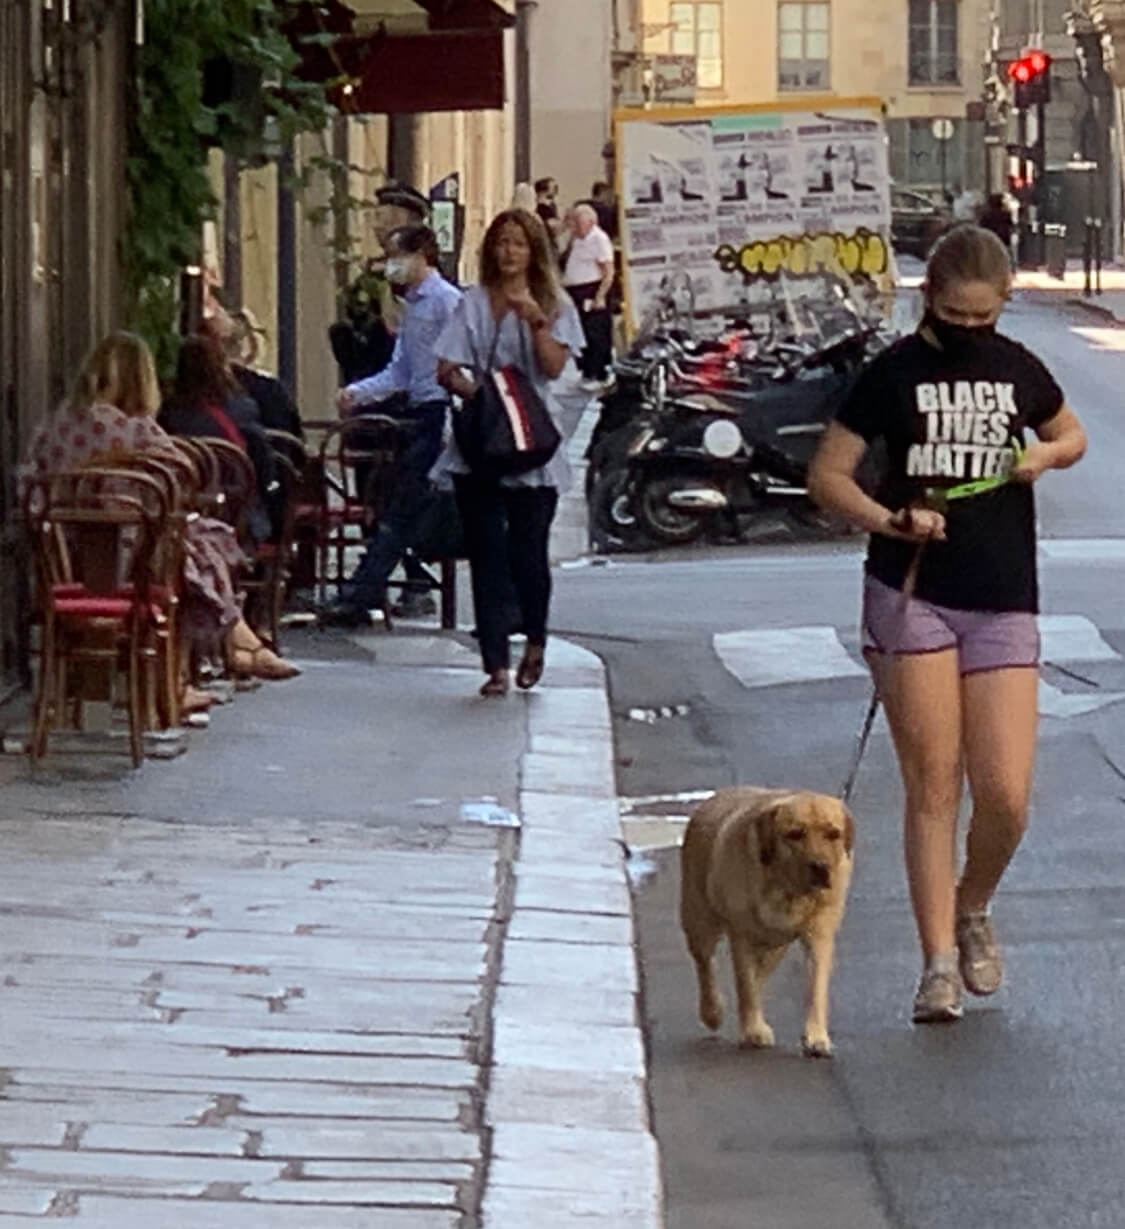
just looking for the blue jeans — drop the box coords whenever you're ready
[341,402,447,607]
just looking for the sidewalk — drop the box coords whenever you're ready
[1014,262,1125,324]
[0,633,660,1220]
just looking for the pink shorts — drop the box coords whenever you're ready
[862,575,1040,676]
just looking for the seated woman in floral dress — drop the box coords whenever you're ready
[19,331,299,690]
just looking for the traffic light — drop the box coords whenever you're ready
[1007,50,1051,109]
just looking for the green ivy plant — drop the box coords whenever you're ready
[123,0,353,376]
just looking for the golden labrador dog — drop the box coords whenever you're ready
[680,787,855,1058]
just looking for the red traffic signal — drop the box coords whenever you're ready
[1007,51,1051,106]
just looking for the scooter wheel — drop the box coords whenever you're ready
[589,467,652,553]
[635,475,709,546]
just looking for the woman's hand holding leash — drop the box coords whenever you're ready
[885,505,947,543]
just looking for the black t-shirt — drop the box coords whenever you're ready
[836,331,1064,613]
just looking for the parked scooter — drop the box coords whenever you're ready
[588,277,892,550]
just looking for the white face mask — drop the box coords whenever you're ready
[385,256,411,283]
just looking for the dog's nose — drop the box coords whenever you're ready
[809,859,831,888]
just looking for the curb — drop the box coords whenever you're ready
[479,638,665,1228]
[1068,295,1125,325]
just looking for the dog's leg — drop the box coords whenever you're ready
[800,927,838,1058]
[731,934,774,1048]
[686,921,724,1031]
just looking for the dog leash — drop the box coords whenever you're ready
[839,453,1022,805]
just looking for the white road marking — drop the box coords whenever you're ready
[1038,614,1120,663]
[1038,680,1125,719]
[1040,539,1125,561]
[714,625,867,689]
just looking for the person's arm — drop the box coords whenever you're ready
[438,360,478,401]
[1012,403,1087,482]
[808,423,945,542]
[593,233,615,309]
[506,288,570,379]
[338,330,408,414]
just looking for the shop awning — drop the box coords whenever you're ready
[286,0,513,113]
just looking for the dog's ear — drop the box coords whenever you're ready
[843,808,856,855]
[756,806,780,866]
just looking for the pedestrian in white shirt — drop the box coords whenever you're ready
[562,203,615,389]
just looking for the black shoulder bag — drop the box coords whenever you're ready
[452,310,562,480]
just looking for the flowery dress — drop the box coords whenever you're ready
[19,400,245,635]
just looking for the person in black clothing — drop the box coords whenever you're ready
[809,225,1087,1026]
[158,334,277,547]
[203,310,303,440]
[535,177,562,241]
[978,193,1014,254]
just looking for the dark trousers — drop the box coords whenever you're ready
[343,402,446,606]
[453,476,559,673]
[568,281,613,380]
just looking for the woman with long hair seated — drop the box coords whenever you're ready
[158,333,279,546]
[19,331,299,689]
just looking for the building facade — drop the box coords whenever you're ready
[636,0,992,195]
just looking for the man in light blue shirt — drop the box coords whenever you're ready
[323,224,462,626]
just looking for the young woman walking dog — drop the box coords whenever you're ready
[809,225,1087,1023]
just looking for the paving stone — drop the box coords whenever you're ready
[258,1123,480,1162]
[489,1122,662,1195]
[481,1185,663,1229]
[513,858,623,885]
[302,1159,475,1182]
[521,751,615,798]
[80,1123,249,1156]
[501,938,638,992]
[487,1067,650,1132]
[66,1196,461,1228]
[243,1179,459,1205]
[492,1019,645,1076]
[0,1104,70,1147]
[7,1146,276,1190]
[526,687,613,733]
[493,982,639,1027]
[7,1074,469,1123]
[517,828,624,870]
[0,1186,58,1215]
[0,1090,214,1128]
[3,1048,476,1089]
[513,871,630,917]
[506,908,633,947]
[228,1087,466,1123]
[519,791,622,838]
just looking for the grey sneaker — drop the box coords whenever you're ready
[912,969,964,1024]
[956,912,1004,996]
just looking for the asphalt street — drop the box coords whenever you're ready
[552,290,1125,1229]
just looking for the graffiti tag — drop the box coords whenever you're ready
[714,229,889,281]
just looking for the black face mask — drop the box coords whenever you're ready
[923,310,996,357]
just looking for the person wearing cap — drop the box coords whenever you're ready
[322,223,462,628]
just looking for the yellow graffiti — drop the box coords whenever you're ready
[714,229,888,282]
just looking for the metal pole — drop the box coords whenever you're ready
[1017,104,1029,263]
[515,0,534,183]
[940,130,947,203]
[277,138,298,395]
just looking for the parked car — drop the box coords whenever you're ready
[891,188,950,258]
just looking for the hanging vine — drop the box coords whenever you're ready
[123,0,353,375]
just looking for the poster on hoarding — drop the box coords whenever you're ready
[614,98,892,332]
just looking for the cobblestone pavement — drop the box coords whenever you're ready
[0,813,510,1226]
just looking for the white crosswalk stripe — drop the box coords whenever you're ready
[713,626,866,689]
[713,614,1125,719]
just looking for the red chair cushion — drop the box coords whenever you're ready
[53,596,134,619]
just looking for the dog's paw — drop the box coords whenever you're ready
[738,1022,775,1049]
[801,1033,834,1059]
[700,992,724,1032]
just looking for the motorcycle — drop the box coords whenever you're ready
[587,282,892,550]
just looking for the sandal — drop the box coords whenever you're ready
[516,645,545,691]
[181,685,217,715]
[229,645,302,681]
[480,669,510,698]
